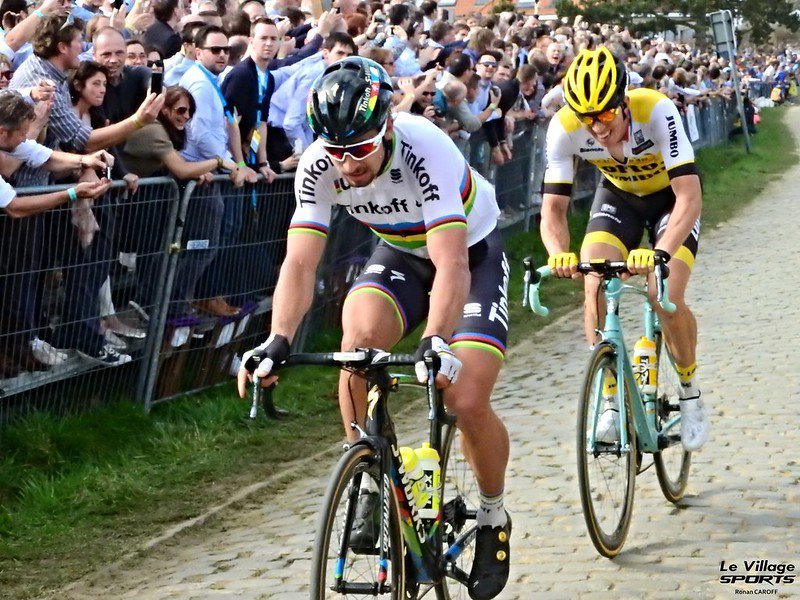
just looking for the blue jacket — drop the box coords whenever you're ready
[222,57,276,152]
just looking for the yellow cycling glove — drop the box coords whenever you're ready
[627,248,655,271]
[548,252,578,273]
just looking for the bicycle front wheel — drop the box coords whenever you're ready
[310,445,405,599]
[435,423,480,600]
[652,331,691,503]
[577,344,636,558]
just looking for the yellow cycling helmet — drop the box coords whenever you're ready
[563,46,628,114]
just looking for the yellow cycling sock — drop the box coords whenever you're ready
[676,362,697,385]
[602,374,617,397]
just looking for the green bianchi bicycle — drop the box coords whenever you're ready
[256,348,479,599]
[523,257,692,558]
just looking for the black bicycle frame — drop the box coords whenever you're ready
[352,360,452,585]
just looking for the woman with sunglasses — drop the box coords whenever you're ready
[0,55,12,89]
[121,86,244,318]
[121,85,241,179]
[540,45,709,451]
[238,56,513,600]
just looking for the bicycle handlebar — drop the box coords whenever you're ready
[522,257,677,316]
[280,349,418,370]
[248,348,433,419]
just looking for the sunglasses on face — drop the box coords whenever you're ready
[420,91,435,97]
[479,61,497,68]
[322,121,387,162]
[203,46,230,55]
[173,106,191,116]
[0,70,12,80]
[576,106,620,126]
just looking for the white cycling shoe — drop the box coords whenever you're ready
[679,394,710,451]
[595,406,620,444]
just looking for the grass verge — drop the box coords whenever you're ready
[0,107,796,599]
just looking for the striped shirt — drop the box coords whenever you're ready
[9,54,92,186]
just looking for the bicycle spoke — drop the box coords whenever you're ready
[653,332,692,502]
[577,345,636,557]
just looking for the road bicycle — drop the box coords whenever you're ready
[522,257,691,557]
[251,349,479,598]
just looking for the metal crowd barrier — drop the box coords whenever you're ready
[0,97,737,421]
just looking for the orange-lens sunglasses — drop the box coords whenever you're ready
[576,106,620,126]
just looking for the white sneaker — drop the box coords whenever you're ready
[29,338,68,366]
[680,394,709,451]
[78,343,132,367]
[104,330,128,350]
[595,405,619,444]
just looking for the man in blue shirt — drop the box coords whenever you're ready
[179,25,257,317]
[269,31,355,152]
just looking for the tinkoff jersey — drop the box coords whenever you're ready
[289,112,499,259]
[543,88,698,198]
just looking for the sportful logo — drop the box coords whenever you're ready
[666,115,680,158]
[399,141,440,204]
[463,302,482,318]
[390,168,402,183]
[333,178,351,194]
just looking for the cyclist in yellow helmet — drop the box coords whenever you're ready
[540,46,709,451]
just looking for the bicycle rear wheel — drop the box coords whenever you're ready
[435,423,479,599]
[577,344,636,558]
[653,331,691,503]
[310,445,406,599]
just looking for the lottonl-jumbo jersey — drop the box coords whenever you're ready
[290,112,499,259]
[543,88,698,198]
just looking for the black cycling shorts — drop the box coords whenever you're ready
[345,229,509,360]
[582,182,700,269]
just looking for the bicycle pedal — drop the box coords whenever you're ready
[443,496,468,532]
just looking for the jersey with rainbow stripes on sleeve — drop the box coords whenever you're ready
[289,112,500,259]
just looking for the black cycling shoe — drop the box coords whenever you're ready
[467,513,512,600]
[348,490,380,554]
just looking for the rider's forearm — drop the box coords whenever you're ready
[422,258,470,340]
[655,196,701,257]
[540,193,572,255]
[269,257,318,344]
[657,178,702,257]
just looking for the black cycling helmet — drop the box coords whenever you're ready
[307,56,395,144]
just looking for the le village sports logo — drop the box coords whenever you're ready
[719,559,796,588]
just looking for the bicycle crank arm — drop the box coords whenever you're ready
[444,562,470,585]
[657,432,682,449]
[443,524,478,564]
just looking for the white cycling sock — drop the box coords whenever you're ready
[678,381,701,400]
[477,490,507,528]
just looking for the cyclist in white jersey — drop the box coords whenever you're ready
[238,57,511,600]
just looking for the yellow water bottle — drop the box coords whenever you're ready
[399,447,428,509]
[415,443,441,520]
[632,336,657,394]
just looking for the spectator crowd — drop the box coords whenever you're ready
[0,0,797,379]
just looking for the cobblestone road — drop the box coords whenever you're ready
[60,110,800,599]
